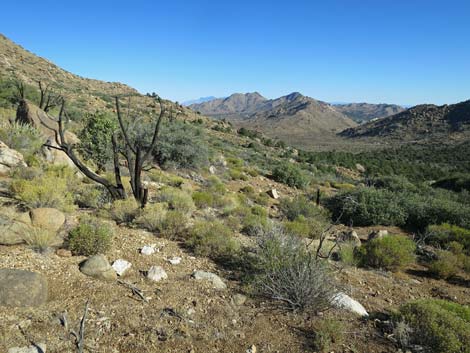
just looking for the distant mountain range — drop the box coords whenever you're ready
[182,96,218,106]
[188,92,408,147]
[340,100,470,143]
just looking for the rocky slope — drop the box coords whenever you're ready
[334,102,405,123]
[340,100,470,143]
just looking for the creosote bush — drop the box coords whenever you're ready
[186,220,239,259]
[68,216,113,256]
[312,318,345,353]
[397,299,470,353]
[428,250,461,279]
[156,187,195,215]
[110,198,139,223]
[357,235,415,271]
[252,223,337,311]
[134,203,187,239]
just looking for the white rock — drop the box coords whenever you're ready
[267,189,279,199]
[246,345,257,353]
[209,165,217,174]
[112,259,132,276]
[8,343,46,353]
[141,245,156,255]
[147,266,168,282]
[168,256,182,265]
[332,292,368,317]
[192,270,226,289]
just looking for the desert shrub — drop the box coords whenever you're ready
[331,182,355,190]
[78,112,117,170]
[272,162,309,189]
[23,227,56,253]
[427,223,470,255]
[74,184,111,209]
[242,213,269,236]
[326,187,407,227]
[398,299,470,353]
[374,175,418,193]
[283,215,325,239]
[68,216,113,256]
[254,192,270,206]
[186,220,239,259]
[226,157,244,167]
[155,120,209,169]
[0,122,43,159]
[192,191,214,208]
[313,318,345,353]
[280,195,325,221]
[134,203,168,232]
[357,235,415,271]
[10,171,75,212]
[252,224,337,311]
[205,175,226,194]
[229,168,248,180]
[337,242,361,267]
[155,187,195,215]
[239,185,255,195]
[110,198,139,223]
[433,173,470,192]
[428,250,461,279]
[135,204,187,239]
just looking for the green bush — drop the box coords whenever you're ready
[398,299,470,353]
[186,220,239,259]
[427,224,470,255]
[68,216,113,256]
[155,187,195,215]
[0,122,43,159]
[358,235,416,271]
[337,242,361,267]
[110,198,139,223]
[229,168,248,180]
[272,162,309,189]
[428,250,461,279]
[134,203,187,239]
[192,191,214,208]
[326,188,407,227]
[78,112,117,171]
[24,227,56,253]
[279,195,325,221]
[10,171,75,212]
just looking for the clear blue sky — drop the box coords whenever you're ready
[1,0,469,105]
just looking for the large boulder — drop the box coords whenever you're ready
[79,254,116,281]
[332,292,368,317]
[0,269,48,307]
[0,210,32,245]
[0,141,26,175]
[16,99,79,167]
[192,270,227,289]
[29,208,65,232]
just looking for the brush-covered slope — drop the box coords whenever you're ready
[340,100,470,143]
[334,103,405,123]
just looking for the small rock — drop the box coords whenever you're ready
[246,345,257,353]
[55,249,72,257]
[112,259,132,276]
[29,208,65,232]
[231,294,247,306]
[331,292,368,317]
[337,230,361,247]
[141,245,156,255]
[8,343,46,353]
[147,266,167,282]
[79,254,116,281]
[368,229,389,240]
[168,256,182,265]
[266,189,279,199]
[0,269,48,307]
[192,270,226,289]
[355,163,366,173]
[209,165,217,174]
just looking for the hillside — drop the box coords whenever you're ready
[334,102,405,123]
[191,92,357,148]
[0,34,197,121]
[340,100,470,143]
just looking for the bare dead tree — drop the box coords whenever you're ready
[38,81,62,112]
[44,96,168,207]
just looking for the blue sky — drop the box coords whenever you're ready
[1,0,469,105]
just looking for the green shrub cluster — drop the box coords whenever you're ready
[68,216,113,256]
[357,235,416,271]
[272,162,309,189]
[134,203,187,239]
[397,299,470,353]
[186,220,239,259]
[155,187,195,215]
[0,122,44,160]
[427,224,470,255]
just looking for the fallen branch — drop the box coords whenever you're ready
[117,279,148,303]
